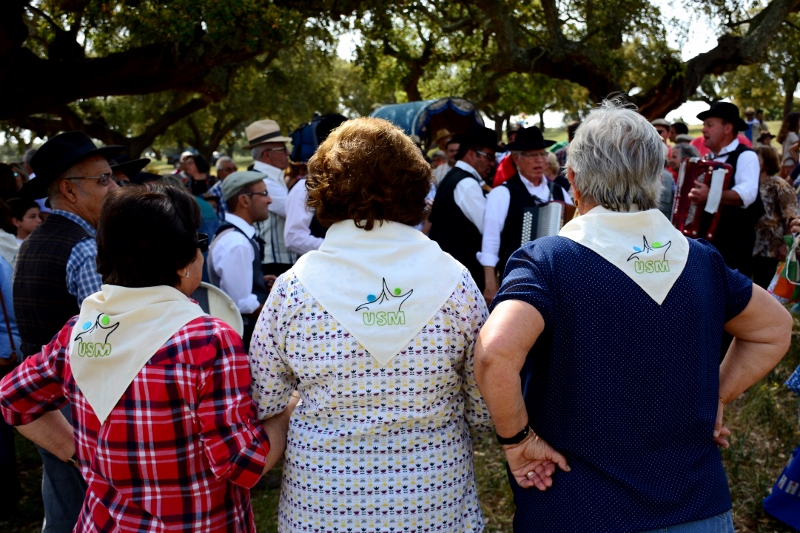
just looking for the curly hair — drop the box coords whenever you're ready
[306,117,432,231]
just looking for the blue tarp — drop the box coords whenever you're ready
[369,97,484,145]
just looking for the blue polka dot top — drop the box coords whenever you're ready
[493,236,752,533]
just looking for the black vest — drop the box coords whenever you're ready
[214,223,269,307]
[429,166,485,290]
[705,144,764,275]
[497,174,566,278]
[14,214,89,357]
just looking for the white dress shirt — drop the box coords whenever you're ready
[284,178,324,255]
[452,160,487,234]
[478,173,573,267]
[708,138,759,208]
[253,160,295,264]
[208,213,260,314]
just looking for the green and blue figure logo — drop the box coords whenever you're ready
[73,313,119,357]
[627,236,671,274]
[356,278,413,326]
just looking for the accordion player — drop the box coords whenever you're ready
[672,158,733,241]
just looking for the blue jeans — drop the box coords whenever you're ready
[38,404,87,533]
[640,511,734,533]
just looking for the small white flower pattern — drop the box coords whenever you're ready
[249,268,492,532]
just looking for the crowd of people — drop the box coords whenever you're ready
[0,98,795,533]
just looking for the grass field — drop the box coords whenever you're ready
[3,325,800,532]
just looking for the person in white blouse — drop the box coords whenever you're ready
[479,126,573,304]
[244,119,297,276]
[207,171,272,350]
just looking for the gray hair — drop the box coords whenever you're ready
[672,143,700,162]
[566,98,663,211]
[250,145,268,161]
[215,155,233,170]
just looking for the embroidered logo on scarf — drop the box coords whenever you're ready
[355,278,412,326]
[74,313,120,357]
[627,236,672,274]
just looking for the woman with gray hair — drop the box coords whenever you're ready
[474,98,792,532]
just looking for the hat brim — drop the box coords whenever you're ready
[505,138,556,152]
[111,157,150,178]
[21,145,124,199]
[695,110,748,132]
[243,136,292,150]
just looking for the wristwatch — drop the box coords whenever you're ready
[496,425,532,446]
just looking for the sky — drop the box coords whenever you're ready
[335,1,723,129]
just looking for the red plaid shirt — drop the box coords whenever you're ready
[0,315,270,532]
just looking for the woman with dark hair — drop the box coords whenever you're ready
[249,117,492,531]
[778,111,800,178]
[752,145,799,288]
[0,183,294,532]
[182,153,214,195]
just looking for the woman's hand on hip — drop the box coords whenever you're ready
[504,431,570,491]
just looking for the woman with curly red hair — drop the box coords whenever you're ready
[249,117,492,532]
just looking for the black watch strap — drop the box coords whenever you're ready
[496,425,531,446]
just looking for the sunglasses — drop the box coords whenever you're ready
[197,233,208,253]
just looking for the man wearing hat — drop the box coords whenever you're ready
[433,135,460,185]
[429,125,501,291]
[690,101,763,275]
[244,119,296,277]
[207,171,272,351]
[744,106,763,142]
[13,130,122,532]
[651,118,672,143]
[109,154,150,186]
[478,126,573,303]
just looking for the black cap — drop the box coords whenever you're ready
[696,102,748,132]
[22,131,123,198]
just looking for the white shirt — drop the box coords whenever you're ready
[478,172,573,267]
[452,160,487,234]
[207,213,260,314]
[284,178,324,255]
[432,163,451,185]
[252,160,295,264]
[708,138,759,208]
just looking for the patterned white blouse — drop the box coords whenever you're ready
[249,268,492,532]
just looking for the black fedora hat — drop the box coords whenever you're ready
[110,154,151,179]
[463,125,503,153]
[696,102,748,132]
[22,131,123,199]
[129,171,162,185]
[505,126,556,151]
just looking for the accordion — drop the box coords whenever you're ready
[672,158,733,241]
[521,201,576,245]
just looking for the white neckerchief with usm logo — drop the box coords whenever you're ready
[69,285,206,424]
[292,220,463,366]
[558,206,689,305]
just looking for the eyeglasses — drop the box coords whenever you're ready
[66,172,114,186]
[519,151,549,159]
[245,190,270,197]
[656,129,668,135]
[197,234,208,253]
[263,147,287,153]
[475,150,496,161]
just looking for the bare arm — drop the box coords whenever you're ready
[260,393,299,474]
[474,299,569,491]
[720,284,792,403]
[15,409,75,462]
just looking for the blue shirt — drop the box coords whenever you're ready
[0,256,20,359]
[493,236,752,533]
[51,210,102,305]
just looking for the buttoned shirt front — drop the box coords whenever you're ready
[708,138,759,209]
[208,213,260,314]
[478,173,573,267]
[252,160,295,265]
[284,178,324,255]
[51,209,102,305]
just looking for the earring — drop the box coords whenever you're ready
[184,270,190,278]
